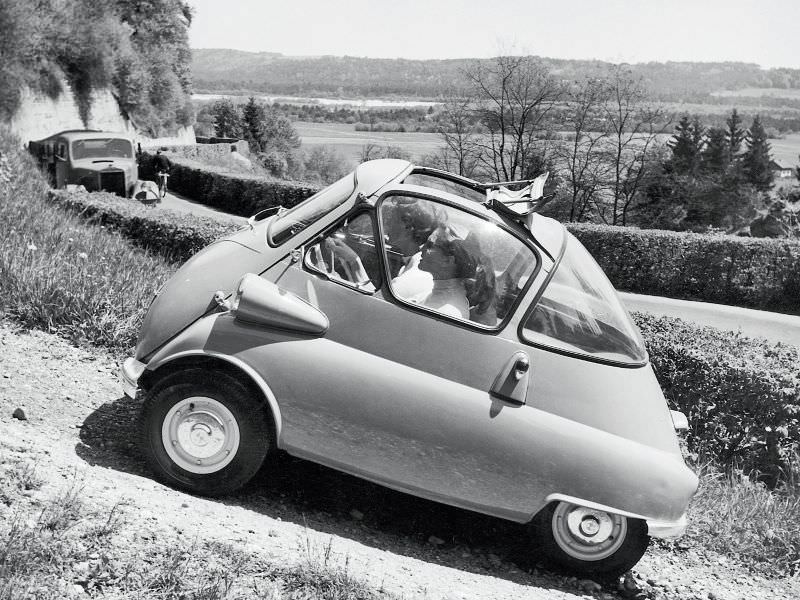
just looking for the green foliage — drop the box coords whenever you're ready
[47,189,238,264]
[210,98,243,138]
[139,151,320,217]
[568,222,800,313]
[635,312,800,484]
[742,115,775,191]
[0,128,174,353]
[0,0,194,135]
[302,146,353,184]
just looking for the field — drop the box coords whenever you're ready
[295,121,444,164]
[712,88,800,99]
[296,121,800,173]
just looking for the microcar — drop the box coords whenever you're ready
[122,159,698,576]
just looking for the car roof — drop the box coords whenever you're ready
[34,130,134,143]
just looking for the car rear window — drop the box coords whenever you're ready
[268,173,356,246]
[521,234,647,365]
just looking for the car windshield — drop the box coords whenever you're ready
[269,173,356,246]
[71,138,133,160]
[521,234,647,364]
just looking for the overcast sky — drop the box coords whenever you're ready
[187,0,800,69]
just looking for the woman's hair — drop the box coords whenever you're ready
[428,226,477,279]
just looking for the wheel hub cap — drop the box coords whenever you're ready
[551,502,627,561]
[162,397,240,475]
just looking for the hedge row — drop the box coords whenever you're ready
[139,151,320,218]
[41,188,800,481]
[46,190,238,264]
[634,312,800,483]
[140,153,800,313]
[569,223,800,314]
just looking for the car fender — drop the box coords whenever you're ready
[144,316,284,443]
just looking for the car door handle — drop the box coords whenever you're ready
[490,351,531,405]
[513,356,529,379]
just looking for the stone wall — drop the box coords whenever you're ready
[9,84,195,147]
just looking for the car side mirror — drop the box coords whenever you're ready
[231,273,329,335]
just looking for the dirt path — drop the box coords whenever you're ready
[1,320,797,600]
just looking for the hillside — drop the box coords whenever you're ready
[192,49,800,104]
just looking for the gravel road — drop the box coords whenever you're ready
[1,319,798,600]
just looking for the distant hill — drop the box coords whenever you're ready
[192,49,800,103]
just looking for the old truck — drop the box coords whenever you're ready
[28,129,138,197]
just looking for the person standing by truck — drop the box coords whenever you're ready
[154,148,172,199]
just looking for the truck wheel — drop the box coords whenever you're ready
[139,370,271,496]
[530,501,649,577]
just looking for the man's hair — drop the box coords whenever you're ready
[427,225,477,279]
[395,199,442,245]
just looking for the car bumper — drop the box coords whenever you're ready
[647,513,688,539]
[121,357,146,399]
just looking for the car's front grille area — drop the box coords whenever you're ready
[100,170,126,197]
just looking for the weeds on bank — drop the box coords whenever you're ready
[0,128,175,354]
[674,468,800,577]
[0,453,393,599]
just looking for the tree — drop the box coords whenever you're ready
[667,115,703,175]
[741,116,774,191]
[241,97,268,151]
[211,99,243,138]
[701,127,728,174]
[726,108,745,159]
[603,66,669,225]
[463,55,563,181]
[436,95,480,178]
[558,77,611,222]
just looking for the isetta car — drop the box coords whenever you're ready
[122,159,698,576]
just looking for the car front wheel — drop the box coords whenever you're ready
[531,501,649,577]
[139,370,271,496]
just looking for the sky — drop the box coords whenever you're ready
[186,0,800,69]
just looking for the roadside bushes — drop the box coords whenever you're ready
[634,312,800,483]
[46,189,239,263]
[570,223,800,314]
[138,151,320,217]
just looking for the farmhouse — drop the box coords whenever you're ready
[769,160,794,179]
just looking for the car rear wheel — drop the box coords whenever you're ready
[139,370,271,496]
[530,501,649,577]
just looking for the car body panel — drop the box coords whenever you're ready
[126,159,698,533]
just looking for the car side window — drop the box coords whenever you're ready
[304,212,382,292]
[379,196,537,327]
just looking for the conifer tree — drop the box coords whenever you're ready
[668,115,703,175]
[701,127,728,174]
[241,97,269,152]
[726,108,745,158]
[742,115,774,191]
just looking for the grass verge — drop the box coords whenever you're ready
[0,452,394,599]
[0,129,176,354]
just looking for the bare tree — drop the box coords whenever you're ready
[464,55,564,181]
[436,95,480,178]
[558,77,612,221]
[604,66,670,225]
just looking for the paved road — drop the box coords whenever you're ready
[157,189,247,225]
[154,190,800,346]
[620,291,800,346]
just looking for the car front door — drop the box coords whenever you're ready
[263,195,553,521]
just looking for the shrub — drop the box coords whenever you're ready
[634,312,800,483]
[569,223,800,314]
[138,151,320,217]
[46,189,239,264]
